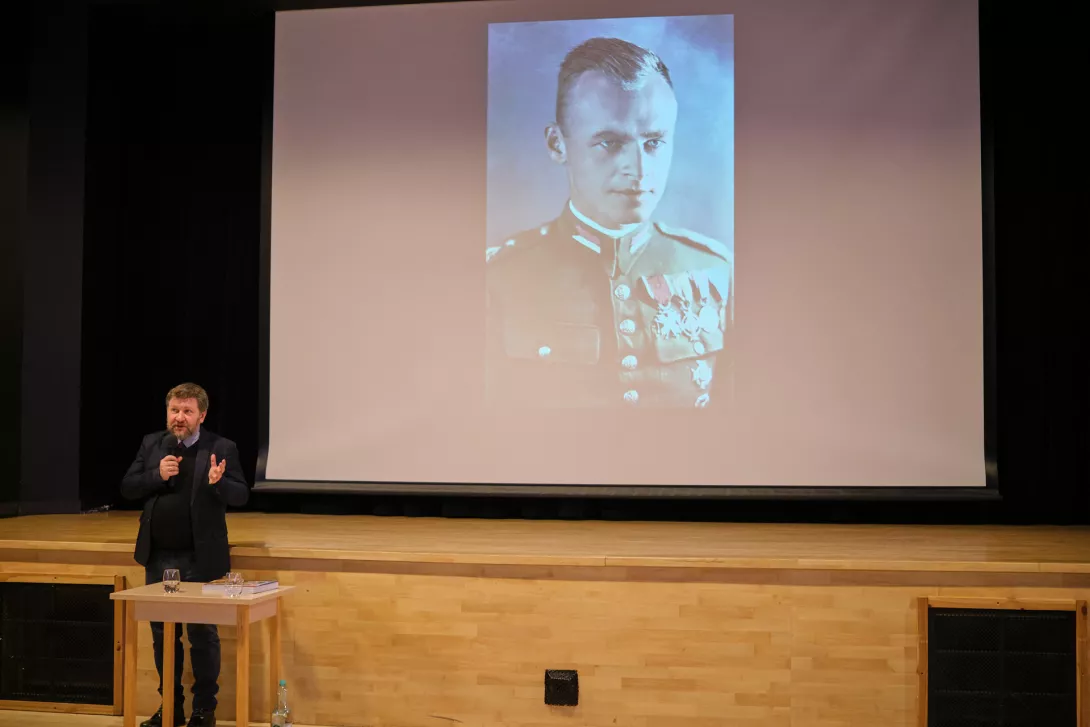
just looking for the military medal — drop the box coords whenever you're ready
[643,275,681,339]
[708,268,731,304]
[699,305,719,334]
[694,271,715,329]
[691,360,713,390]
[691,270,719,333]
[672,273,701,342]
[656,307,682,339]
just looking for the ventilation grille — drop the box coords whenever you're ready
[928,607,1076,727]
[0,582,114,704]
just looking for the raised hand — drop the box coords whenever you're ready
[209,454,228,485]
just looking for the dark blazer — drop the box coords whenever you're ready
[120,428,249,581]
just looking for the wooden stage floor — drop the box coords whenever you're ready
[4,513,1090,727]
[0,713,285,727]
[2,511,1090,577]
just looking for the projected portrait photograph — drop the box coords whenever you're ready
[485,15,735,410]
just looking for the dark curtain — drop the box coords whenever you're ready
[0,5,30,516]
[80,6,264,509]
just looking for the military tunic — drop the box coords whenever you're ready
[486,205,734,408]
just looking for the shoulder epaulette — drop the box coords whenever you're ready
[486,223,554,264]
[655,222,733,264]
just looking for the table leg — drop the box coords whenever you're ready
[237,605,250,727]
[163,622,175,727]
[124,602,138,727]
[269,598,282,713]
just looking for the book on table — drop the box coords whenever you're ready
[201,579,279,595]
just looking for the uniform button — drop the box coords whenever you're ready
[623,390,639,405]
[695,393,710,408]
[619,319,636,335]
[538,346,551,359]
[693,341,706,355]
[613,284,631,301]
[621,355,638,370]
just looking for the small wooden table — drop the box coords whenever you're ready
[111,582,294,727]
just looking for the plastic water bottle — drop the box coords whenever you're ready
[271,679,293,727]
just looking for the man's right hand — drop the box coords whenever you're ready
[159,455,182,482]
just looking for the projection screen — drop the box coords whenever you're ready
[261,0,990,495]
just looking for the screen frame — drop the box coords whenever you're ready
[254,0,998,501]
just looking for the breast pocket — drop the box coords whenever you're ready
[502,319,600,365]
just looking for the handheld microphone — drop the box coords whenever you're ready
[162,432,184,454]
[162,432,184,486]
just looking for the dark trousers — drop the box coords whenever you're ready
[145,549,220,712]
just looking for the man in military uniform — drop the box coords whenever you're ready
[487,37,734,408]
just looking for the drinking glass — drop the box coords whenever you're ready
[224,571,244,598]
[163,569,180,594]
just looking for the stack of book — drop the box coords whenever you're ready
[201,578,279,595]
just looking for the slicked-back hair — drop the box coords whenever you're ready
[556,37,673,130]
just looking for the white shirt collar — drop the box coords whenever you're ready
[569,201,640,240]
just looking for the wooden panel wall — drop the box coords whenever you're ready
[1,560,1087,727]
